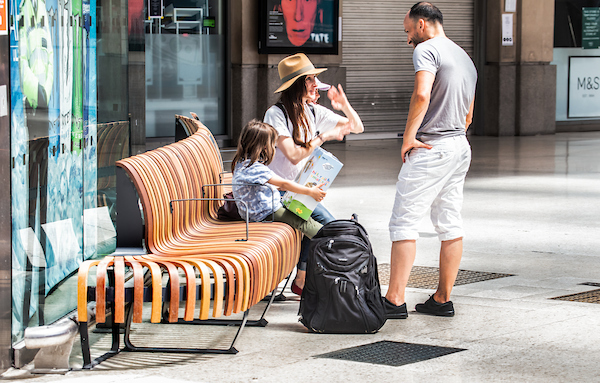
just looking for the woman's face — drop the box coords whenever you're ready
[281,0,318,46]
[303,75,318,102]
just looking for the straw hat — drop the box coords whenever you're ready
[274,53,327,93]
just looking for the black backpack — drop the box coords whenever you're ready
[299,217,387,333]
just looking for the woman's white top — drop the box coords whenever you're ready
[264,103,342,180]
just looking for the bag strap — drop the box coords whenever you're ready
[275,102,317,124]
[275,102,289,123]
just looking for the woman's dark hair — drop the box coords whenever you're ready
[231,119,278,172]
[409,2,443,25]
[279,75,311,148]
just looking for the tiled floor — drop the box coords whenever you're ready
[7,132,600,382]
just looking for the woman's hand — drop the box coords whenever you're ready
[328,84,349,111]
[327,84,364,134]
[308,185,326,202]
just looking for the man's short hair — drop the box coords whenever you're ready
[409,2,443,25]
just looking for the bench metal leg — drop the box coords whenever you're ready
[80,322,92,368]
[123,305,246,355]
[171,286,280,328]
[80,284,284,367]
[80,302,123,369]
[262,272,292,302]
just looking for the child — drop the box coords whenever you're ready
[231,119,325,239]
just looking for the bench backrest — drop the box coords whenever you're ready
[115,117,228,254]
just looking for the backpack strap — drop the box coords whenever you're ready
[308,104,316,119]
[275,102,289,124]
[274,102,316,124]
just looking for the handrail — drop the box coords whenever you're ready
[169,197,250,241]
[201,183,276,222]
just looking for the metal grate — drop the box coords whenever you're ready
[551,287,600,304]
[315,341,465,367]
[378,264,514,289]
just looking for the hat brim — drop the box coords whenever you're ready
[274,67,327,93]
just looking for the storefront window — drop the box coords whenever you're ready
[553,0,600,122]
[145,0,226,138]
[10,0,128,342]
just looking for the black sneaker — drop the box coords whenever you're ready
[415,295,455,317]
[383,297,408,319]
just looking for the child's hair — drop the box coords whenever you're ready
[231,119,278,172]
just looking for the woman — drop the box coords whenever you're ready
[264,53,364,294]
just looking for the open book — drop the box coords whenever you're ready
[282,147,343,220]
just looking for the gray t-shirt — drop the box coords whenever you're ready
[413,36,477,140]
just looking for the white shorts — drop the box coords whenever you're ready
[389,135,471,242]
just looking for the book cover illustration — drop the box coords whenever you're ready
[283,147,343,220]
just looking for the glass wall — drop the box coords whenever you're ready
[145,0,225,137]
[9,0,129,342]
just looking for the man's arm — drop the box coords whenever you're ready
[401,70,436,163]
[465,97,475,131]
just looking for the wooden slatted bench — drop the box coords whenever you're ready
[77,116,301,368]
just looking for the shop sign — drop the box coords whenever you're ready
[582,7,600,49]
[568,56,600,118]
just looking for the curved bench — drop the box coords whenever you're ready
[77,116,301,368]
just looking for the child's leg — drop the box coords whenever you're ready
[272,207,322,238]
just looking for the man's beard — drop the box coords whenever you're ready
[411,35,425,48]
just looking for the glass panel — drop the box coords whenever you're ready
[95,0,130,239]
[145,0,225,137]
[10,0,127,342]
[10,0,86,339]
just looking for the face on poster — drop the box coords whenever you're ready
[266,0,335,49]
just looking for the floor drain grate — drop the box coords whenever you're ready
[378,264,514,288]
[551,288,600,304]
[315,340,465,367]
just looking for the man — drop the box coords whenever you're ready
[384,2,477,319]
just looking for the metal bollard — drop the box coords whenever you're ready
[24,316,79,374]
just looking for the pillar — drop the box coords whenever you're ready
[484,0,556,136]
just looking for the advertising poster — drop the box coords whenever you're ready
[568,56,600,118]
[263,0,337,52]
[46,0,84,292]
[83,0,99,258]
[10,0,94,337]
[47,0,61,228]
[10,0,31,338]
